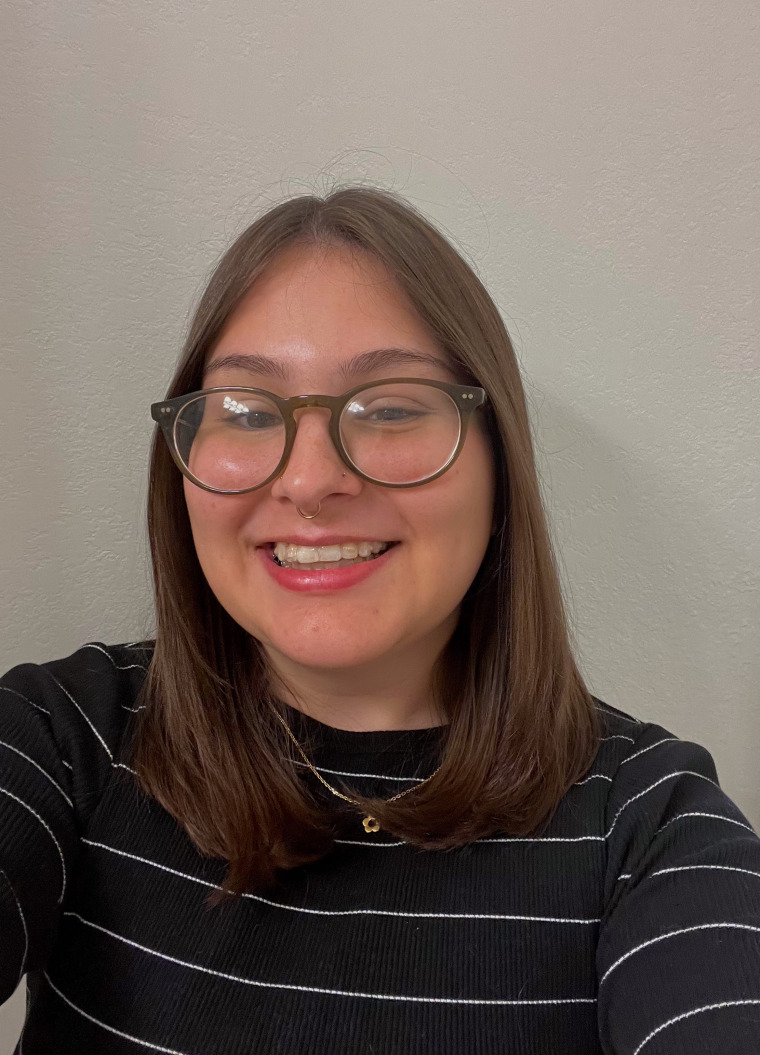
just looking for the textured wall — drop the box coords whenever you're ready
[2,0,758,1047]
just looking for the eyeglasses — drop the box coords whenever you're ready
[151,377,488,494]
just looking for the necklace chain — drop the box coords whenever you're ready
[275,711,442,833]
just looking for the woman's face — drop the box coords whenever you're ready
[184,244,495,680]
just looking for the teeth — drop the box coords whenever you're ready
[273,541,390,564]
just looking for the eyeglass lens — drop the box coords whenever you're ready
[174,383,463,490]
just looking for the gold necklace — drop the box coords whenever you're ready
[275,711,442,833]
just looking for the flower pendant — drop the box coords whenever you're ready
[362,816,380,833]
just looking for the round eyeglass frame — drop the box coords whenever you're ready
[150,376,488,495]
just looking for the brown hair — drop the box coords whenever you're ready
[130,186,601,903]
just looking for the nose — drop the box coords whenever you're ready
[269,406,360,508]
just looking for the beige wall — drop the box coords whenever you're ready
[2,0,758,1048]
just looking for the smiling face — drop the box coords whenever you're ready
[183,243,495,709]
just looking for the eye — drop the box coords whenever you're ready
[225,410,281,430]
[221,395,282,430]
[350,400,428,424]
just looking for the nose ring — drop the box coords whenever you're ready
[294,471,348,519]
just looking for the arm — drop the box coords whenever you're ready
[0,670,81,1002]
[597,722,760,1054]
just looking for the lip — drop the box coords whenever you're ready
[258,541,398,592]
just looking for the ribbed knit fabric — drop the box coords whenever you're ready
[1,642,760,1054]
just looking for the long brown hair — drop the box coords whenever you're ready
[130,186,601,903]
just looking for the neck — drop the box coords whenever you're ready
[263,631,453,732]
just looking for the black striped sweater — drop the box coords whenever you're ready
[1,642,759,1054]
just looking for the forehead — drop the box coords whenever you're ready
[205,244,457,385]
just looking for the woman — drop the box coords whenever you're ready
[1,187,759,1054]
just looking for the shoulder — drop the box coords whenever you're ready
[588,694,756,880]
[589,694,720,791]
[592,692,723,804]
[0,640,153,765]
[590,701,760,1051]
[591,695,645,746]
[586,694,651,781]
[591,692,722,797]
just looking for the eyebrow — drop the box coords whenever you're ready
[204,347,453,385]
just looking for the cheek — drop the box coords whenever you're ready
[184,481,212,540]
[183,482,246,574]
[454,440,495,569]
[453,428,496,530]
[408,438,495,585]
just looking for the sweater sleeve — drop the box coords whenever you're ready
[0,644,137,1004]
[596,721,760,1054]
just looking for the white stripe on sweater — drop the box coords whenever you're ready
[598,922,760,987]
[655,811,757,837]
[619,739,680,766]
[82,642,149,671]
[0,685,50,717]
[0,865,28,988]
[0,785,67,902]
[632,999,760,1055]
[294,733,635,786]
[293,760,428,783]
[573,774,613,786]
[62,912,597,1005]
[81,839,600,923]
[334,834,607,847]
[113,762,138,775]
[44,671,113,760]
[0,739,73,808]
[605,772,718,840]
[648,863,760,884]
[302,766,614,787]
[44,974,192,1055]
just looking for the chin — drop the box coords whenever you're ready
[261,633,391,673]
